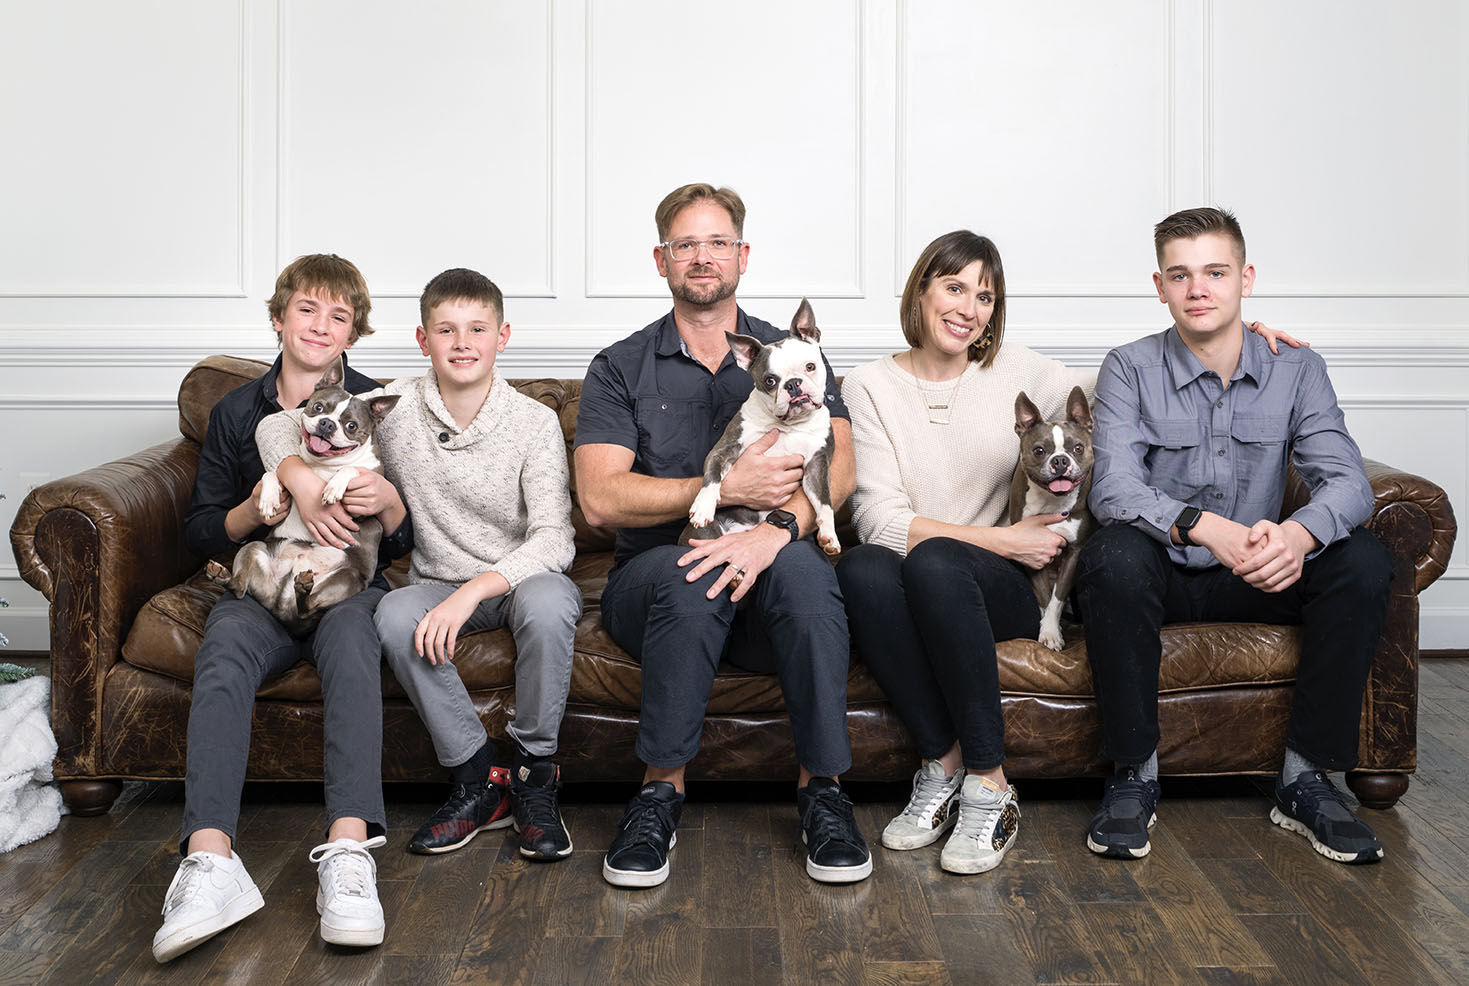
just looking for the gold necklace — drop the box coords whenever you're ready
[903,354,966,425]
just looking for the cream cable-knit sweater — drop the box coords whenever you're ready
[256,370,574,589]
[843,345,1096,557]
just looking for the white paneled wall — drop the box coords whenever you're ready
[1,0,1465,649]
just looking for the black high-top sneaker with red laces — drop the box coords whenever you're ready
[407,765,513,854]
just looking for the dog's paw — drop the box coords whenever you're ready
[689,485,719,529]
[817,526,841,557]
[257,475,283,518]
[1038,607,1065,650]
[1038,627,1066,651]
[294,569,316,595]
[204,560,231,584]
[321,469,354,505]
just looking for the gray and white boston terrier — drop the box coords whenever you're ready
[207,357,400,637]
[680,298,840,556]
[1007,386,1096,650]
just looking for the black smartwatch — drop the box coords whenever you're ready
[1174,506,1203,546]
[764,508,800,544]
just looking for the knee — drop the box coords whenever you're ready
[513,573,583,628]
[902,537,971,589]
[1077,525,1157,586]
[1324,528,1394,600]
[763,548,844,614]
[835,544,899,605]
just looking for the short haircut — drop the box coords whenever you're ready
[419,267,505,327]
[654,183,747,242]
[267,253,374,344]
[899,230,1007,369]
[1154,206,1246,267]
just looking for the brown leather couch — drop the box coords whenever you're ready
[10,356,1458,816]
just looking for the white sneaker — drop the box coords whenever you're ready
[309,835,388,947]
[939,774,1020,875]
[152,850,265,963]
[881,760,965,850]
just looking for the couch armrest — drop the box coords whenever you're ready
[8,437,202,774]
[1362,458,1458,594]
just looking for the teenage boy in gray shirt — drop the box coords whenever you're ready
[1075,207,1392,865]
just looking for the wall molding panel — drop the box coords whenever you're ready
[1,0,1465,650]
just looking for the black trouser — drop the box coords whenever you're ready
[836,538,1040,772]
[1074,524,1392,771]
[601,541,853,777]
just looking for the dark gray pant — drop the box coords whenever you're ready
[601,541,853,777]
[1074,524,1392,770]
[180,588,386,853]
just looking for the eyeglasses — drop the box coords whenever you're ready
[659,237,743,262]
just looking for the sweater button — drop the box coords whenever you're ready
[438,432,450,443]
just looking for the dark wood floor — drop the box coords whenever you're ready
[5,661,1469,985]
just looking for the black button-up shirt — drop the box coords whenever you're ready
[574,308,848,567]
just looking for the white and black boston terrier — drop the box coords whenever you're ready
[1007,386,1096,650]
[207,357,400,637]
[680,298,840,556]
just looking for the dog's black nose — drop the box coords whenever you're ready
[314,419,336,438]
[1049,455,1070,474]
[784,378,803,395]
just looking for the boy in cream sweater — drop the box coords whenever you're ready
[258,268,580,861]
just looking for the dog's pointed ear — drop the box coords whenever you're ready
[1067,386,1093,429]
[789,297,820,344]
[726,331,764,371]
[316,356,345,391]
[1014,391,1042,435]
[368,394,400,422]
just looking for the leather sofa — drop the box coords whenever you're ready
[10,355,1458,816]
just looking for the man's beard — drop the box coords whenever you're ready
[670,264,738,307]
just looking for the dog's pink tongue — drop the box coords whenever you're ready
[1048,479,1075,494]
[307,435,335,456]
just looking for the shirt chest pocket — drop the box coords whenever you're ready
[1140,417,1205,499]
[635,397,698,471]
[1230,414,1291,505]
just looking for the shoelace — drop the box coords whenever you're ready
[802,787,859,848]
[621,794,678,844]
[899,766,956,820]
[161,855,213,915]
[309,836,387,899]
[952,789,1014,843]
[516,782,562,828]
[429,784,481,822]
[1103,769,1151,813]
[1292,771,1353,819]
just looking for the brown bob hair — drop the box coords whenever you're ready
[899,230,1006,368]
[267,253,374,344]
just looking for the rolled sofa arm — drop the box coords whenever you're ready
[1362,459,1458,594]
[8,437,202,773]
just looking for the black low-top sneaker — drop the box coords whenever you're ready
[511,761,573,860]
[797,777,872,883]
[602,781,684,888]
[407,765,513,854]
[1270,770,1384,864]
[1087,766,1161,859]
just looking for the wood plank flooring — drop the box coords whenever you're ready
[5,660,1469,984]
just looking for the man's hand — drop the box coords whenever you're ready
[1232,519,1316,592]
[717,430,803,511]
[679,523,789,602]
[994,513,1068,570]
[1247,320,1310,355]
[413,587,481,666]
[339,470,400,517]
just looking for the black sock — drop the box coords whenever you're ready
[450,741,496,787]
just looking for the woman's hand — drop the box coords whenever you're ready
[993,513,1067,570]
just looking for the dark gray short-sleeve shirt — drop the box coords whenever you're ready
[575,307,848,567]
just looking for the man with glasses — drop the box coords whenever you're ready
[574,182,870,887]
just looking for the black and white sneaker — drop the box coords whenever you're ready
[1270,770,1384,864]
[798,777,872,883]
[1086,766,1160,859]
[511,761,573,860]
[602,781,684,888]
[407,765,513,854]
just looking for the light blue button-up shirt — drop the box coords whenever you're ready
[1088,324,1373,569]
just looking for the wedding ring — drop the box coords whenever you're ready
[728,566,746,589]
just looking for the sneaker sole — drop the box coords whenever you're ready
[881,811,959,851]
[806,854,873,883]
[407,814,514,855]
[940,833,1014,875]
[1269,806,1385,864]
[1085,812,1156,859]
[152,886,265,963]
[602,833,676,888]
[318,918,385,947]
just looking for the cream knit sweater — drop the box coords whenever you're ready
[256,370,575,589]
[843,345,1095,556]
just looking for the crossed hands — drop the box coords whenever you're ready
[1198,515,1317,592]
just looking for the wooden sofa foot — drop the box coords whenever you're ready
[60,779,123,817]
[1346,772,1409,810]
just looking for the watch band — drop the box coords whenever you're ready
[1175,506,1203,546]
[764,509,799,543]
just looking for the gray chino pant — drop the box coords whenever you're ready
[375,572,581,766]
[181,587,387,854]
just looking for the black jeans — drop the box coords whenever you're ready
[1074,524,1392,770]
[601,540,852,777]
[836,538,1040,772]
